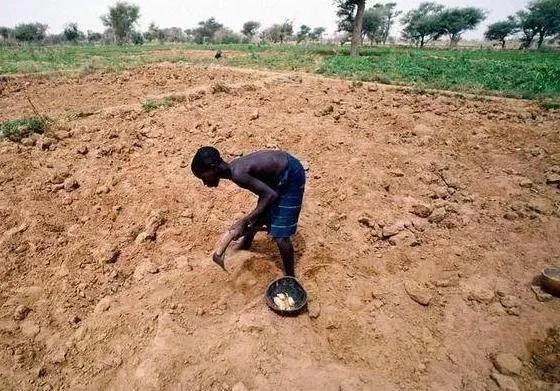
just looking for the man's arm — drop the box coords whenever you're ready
[232,173,278,231]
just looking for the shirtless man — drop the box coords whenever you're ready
[191,147,306,276]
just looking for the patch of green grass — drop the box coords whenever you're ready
[0,116,46,140]
[141,96,176,112]
[318,47,560,100]
[1,43,559,101]
[539,100,560,110]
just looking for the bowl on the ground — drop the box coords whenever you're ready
[265,276,307,316]
[542,266,560,296]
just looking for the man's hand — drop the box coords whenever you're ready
[230,219,248,239]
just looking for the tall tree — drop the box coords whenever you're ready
[13,23,48,42]
[193,17,223,44]
[484,17,519,48]
[518,0,560,48]
[296,25,312,43]
[335,0,366,56]
[309,27,326,41]
[437,7,486,47]
[144,22,164,42]
[261,21,293,43]
[100,1,140,44]
[0,27,12,39]
[242,21,261,40]
[63,23,80,42]
[363,6,384,43]
[401,2,445,47]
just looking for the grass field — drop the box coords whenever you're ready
[1,43,559,102]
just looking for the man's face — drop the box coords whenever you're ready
[198,169,220,188]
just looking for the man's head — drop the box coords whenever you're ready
[191,146,224,187]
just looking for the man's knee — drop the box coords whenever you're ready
[274,237,291,246]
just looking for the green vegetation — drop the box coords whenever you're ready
[0,116,46,140]
[141,94,185,112]
[0,44,189,74]
[1,44,559,102]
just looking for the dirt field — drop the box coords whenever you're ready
[1,61,559,391]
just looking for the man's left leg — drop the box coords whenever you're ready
[274,236,295,277]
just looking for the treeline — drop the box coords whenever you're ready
[0,2,326,46]
[336,0,560,50]
[0,0,558,49]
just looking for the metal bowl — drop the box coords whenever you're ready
[265,276,307,316]
[542,266,560,296]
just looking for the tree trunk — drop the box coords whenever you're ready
[537,31,545,48]
[350,0,366,57]
[501,39,506,49]
[420,36,425,48]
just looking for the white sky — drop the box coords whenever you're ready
[0,0,530,40]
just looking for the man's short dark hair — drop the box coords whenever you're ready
[191,146,222,176]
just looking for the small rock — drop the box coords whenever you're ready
[21,137,36,146]
[37,366,47,378]
[232,382,248,391]
[371,299,384,310]
[428,208,447,224]
[308,300,321,319]
[63,178,79,192]
[499,295,520,309]
[404,281,433,306]
[250,110,259,120]
[434,279,451,288]
[135,210,165,244]
[468,287,495,304]
[20,320,40,337]
[315,105,334,117]
[389,169,405,177]
[410,204,433,218]
[95,185,110,194]
[133,260,159,280]
[36,137,53,150]
[518,177,533,188]
[503,212,518,221]
[546,173,560,185]
[99,246,120,264]
[94,297,113,314]
[76,145,89,155]
[358,214,374,228]
[389,230,419,247]
[381,224,403,239]
[367,84,378,92]
[506,307,520,316]
[13,305,31,321]
[493,353,522,376]
[531,285,553,302]
[490,372,519,391]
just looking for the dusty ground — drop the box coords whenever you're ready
[1,61,560,391]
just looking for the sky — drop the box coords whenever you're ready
[0,0,530,40]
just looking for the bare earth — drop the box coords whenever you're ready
[1,61,559,391]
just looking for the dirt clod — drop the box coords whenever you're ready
[13,305,31,321]
[493,353,523,376]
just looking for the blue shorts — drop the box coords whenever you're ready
[263,155,306,238]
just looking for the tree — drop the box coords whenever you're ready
[63,23,80,42]
[100,1,140,44]
[401,2,445,47]
[13,23,48,42]
[87,31,103,43]
[193,17,223,44]
[144,22,164,42]
[484,17,519,48]
[261,21,293,43]
[0,27,12,40]
[213,28,242,44]
[296,25,312,43]
[518,0,560,48]
[437,7,486,47]
[309,27,326,41]
[335,0,366,56]
[242,21,260,40]
[363,7,384,43]
[376,2,401,44]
